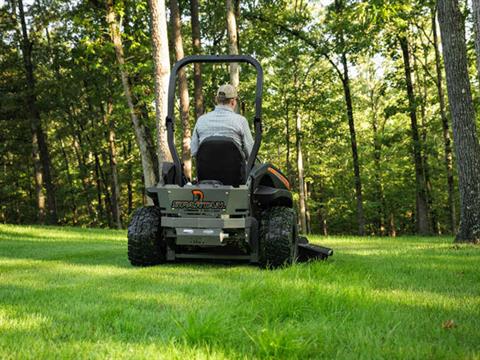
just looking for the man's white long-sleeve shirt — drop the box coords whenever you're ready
[190,105,254,158]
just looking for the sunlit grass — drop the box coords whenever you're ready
[0,224,479,359]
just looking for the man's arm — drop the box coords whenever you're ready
[190,124,199,157]
[241,117,254,158]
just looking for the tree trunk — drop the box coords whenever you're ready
[341,52,365,236]
[371,99,385,235]
[332,0,364,236]
[472,0,480,85]
[190,0,204,118]
[399,36,430,235]
[93,152,105,224]
[432,8,456,234]
[284,93,291,179]
[234,0,241,52]
[292,70,307,234]
[106,0,157,194]
[72,136,95,223]
[124,140,134,215]
[389,213,397,237]
[59,139,78,225]
[147,0,172,177]
[139,103,160,177]
[99,151,113,227]
[316,179,328,236]
[296,110,307,234]
[32,136,46,222]
[226,0,239,88]
[17,0,57,224]
[305,181,311,234]
[416,44,439,234]
[170,0,192,180]
[438,0,480,243]
[103,99,122,229]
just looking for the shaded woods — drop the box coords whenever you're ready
[1,0,479,241]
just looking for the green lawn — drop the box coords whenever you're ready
[0,224,479,359]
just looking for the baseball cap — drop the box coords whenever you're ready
[217,84,238,99]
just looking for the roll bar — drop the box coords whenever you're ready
[165,55,263,185]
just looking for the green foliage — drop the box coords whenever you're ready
[0,0,471,234]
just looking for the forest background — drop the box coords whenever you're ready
[1,0,480,238]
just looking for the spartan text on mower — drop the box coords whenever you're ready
[171,200,227,210]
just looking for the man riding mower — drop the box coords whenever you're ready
[127,55,333,269]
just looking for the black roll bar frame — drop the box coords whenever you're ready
[165,55,263,185]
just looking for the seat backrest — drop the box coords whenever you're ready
[196,136,246,187]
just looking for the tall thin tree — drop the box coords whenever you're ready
[190,0,204,118]
[106,0,157,194]
[170,0,192,179]
[438,0,480,243]
[472,0,480,85]
[335,0,365,235]
[293,68,307,233]
[432,7,456,233]
[148,0,172,176]
[399,35,430,235]
[226,0,240,88]
[16,0,57,224]
[103,98,122,229]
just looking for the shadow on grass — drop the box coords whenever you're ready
[0,238,129,268]
[0,226,130,268]
[0,227,254,270]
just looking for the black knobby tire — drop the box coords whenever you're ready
[258,206,297,269]
[128,206,166,266]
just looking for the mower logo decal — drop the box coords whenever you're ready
[171,200,226,210]
[171,189,226,210]
[192,189,204,201]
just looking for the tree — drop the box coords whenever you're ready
[330,0,366,235]
[190,0,205,118]
[169,0,192,179]
[399,35,430,235]
[16,0,58,224]
[226,0,240,87]
[438,0,480,243]
[102,98,122,229]
[472,0,480,85]
[431,6,456,233]
[148,0,172,176]
[106,0,157,191]
[292,58,308,233]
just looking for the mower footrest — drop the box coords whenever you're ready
[162,217,249,229]
[297,243,333,262]
[175,253,251,261]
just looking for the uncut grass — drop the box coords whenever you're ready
[0,225,479,359]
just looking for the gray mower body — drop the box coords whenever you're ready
[149,183,256,262]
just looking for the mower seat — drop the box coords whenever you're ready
[196,136,246,187]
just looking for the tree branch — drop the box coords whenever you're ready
[244,12,345,81]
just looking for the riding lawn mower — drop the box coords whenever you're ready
[127,55,333,269]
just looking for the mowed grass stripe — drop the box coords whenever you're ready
[0,224,479,359]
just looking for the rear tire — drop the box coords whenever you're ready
[258,206,297,269]
[128,206,165,266]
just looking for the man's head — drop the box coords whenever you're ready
[216,84,238,109]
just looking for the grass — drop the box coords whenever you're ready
[0,224,479,359]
